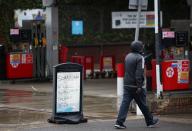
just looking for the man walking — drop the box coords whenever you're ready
[114,41,159,129]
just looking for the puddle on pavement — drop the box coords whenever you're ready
[0,89,124,125]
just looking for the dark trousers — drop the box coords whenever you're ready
[116,87,153,125]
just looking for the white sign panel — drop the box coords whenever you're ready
[129,0,148,10]
[112,11,155,29]
[162,31,175,39]
[10,29,19,35]
[56,72,80,113]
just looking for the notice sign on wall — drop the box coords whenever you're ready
[103,57,113,70]
[56,72,80,113]
[112,11,155,29]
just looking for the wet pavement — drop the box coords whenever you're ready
[0,80,121,131]
[0,79,192,131]
[0,89,51,125]
[14,119,192,131]
[0,89,52,111]
[0,108,48,125]
[0,89,118,123]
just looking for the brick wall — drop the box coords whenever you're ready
[149,96,192,115]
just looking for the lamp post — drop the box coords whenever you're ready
[187,0,192,20]
[154,0,162,98]
[134,0,142,41]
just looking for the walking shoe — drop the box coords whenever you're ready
[114,123,126,129]
[147,118,159,128]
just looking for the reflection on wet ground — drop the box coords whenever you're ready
[84,96,117,119]
[0,89,52,111]
[0,89,52,128]
[0,89,118,127]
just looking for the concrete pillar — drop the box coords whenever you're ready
[45,7,59,78]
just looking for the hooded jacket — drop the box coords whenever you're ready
[124,41,145,89]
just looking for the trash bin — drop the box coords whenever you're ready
[0,45,6,80]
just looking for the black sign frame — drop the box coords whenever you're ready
[49,63,87,124]
[54,63,83,116]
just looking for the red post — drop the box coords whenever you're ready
[117,63,124,110]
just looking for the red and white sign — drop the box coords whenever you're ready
[162,31,175,39]
[26,54,33,63]
[21,54,33,64]
[166,67,174,78]
[10,29,19,35]
[181,60,189,71]
[178,60,189,84]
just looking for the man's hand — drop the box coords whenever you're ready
[136,88,142,94]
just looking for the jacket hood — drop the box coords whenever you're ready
[130,41,144,54]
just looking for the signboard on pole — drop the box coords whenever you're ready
[129,0,148,10]
[48,63,87,124]
[42,0,54,7]
[162,31,175,39]
[112,11,155,29]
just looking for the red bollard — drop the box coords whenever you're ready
[117,63,124,110]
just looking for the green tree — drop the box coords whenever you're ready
[0,0,41,48]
